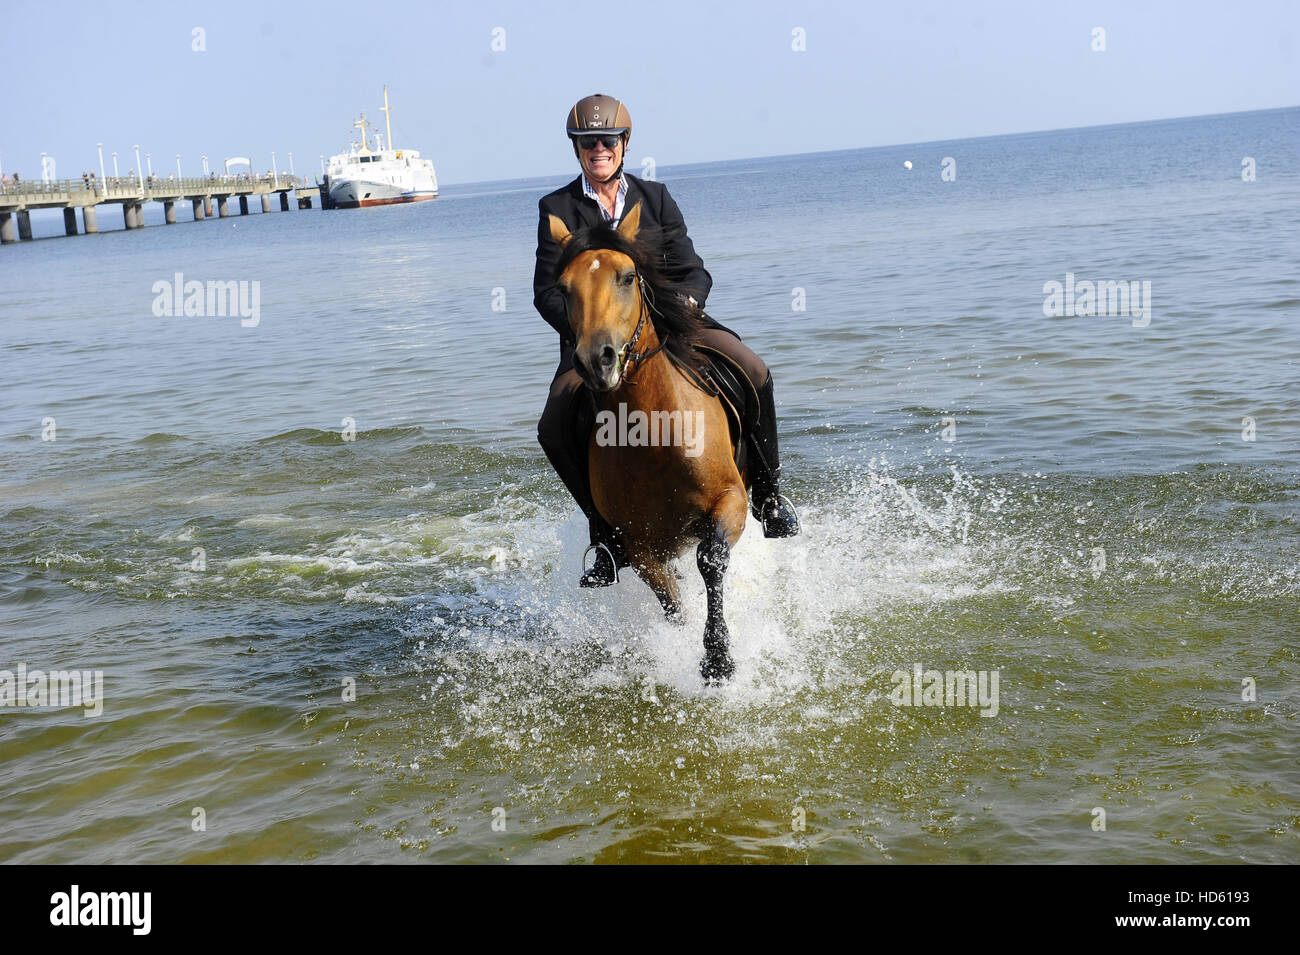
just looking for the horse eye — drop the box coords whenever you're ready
[621,273,636,287]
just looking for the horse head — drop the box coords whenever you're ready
[548,203,650,392]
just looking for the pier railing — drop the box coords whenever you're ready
[0,175,306,203]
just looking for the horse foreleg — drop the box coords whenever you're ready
[697,528,735,683]
[634,557,682,619]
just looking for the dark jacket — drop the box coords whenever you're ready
[533,174,713,345]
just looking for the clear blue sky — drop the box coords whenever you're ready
[2,0,1296,185]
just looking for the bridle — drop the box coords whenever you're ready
[614,273,667,383]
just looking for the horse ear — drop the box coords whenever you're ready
[548,214,572,247]
[617,201,642,242]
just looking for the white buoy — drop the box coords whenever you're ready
[904,160,913,170]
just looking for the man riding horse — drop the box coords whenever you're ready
[534,94,799,586]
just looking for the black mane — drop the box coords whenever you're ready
[554,219,708,374]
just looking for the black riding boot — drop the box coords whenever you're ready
[580,511,630,587]
[549,386,628,588]
[749,373,800,538]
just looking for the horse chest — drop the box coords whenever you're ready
[588,396,736,540]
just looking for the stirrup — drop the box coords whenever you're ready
[580,541,619,586]
[759,493,801,538]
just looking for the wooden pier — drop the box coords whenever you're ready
[0,174,322,242]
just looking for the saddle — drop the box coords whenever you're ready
[692,342,760,476]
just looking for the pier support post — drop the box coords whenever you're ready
[82,205,99,234]
[203,197,213,217]
[192,198,205,221]
[0,212,14,243]
[280,192,290,212]
[63,208,78,236]
[260,194,272,213]
[123,204,142,229]
[17,210,33,240]
[239,196,249,215]
[164,201,176,224]
[217,196,229,217]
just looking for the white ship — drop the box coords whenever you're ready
[326,87,437,208]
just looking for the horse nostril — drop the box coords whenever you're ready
[599,345,617,369]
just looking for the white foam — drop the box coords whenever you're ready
[407,467,1009,710]
[235,513,297,527]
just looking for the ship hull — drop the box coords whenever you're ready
[327,177,437,209]
[331,192,437,209]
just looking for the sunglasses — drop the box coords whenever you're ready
[576,134,623,151]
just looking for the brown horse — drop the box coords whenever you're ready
[549,203,748,682]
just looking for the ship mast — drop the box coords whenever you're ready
[381,86,394,153]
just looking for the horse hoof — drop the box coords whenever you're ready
[700,654,735,684]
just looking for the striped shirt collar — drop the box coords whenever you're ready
[581,173,628,225]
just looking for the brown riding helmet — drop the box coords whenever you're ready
[566,94,632,156]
